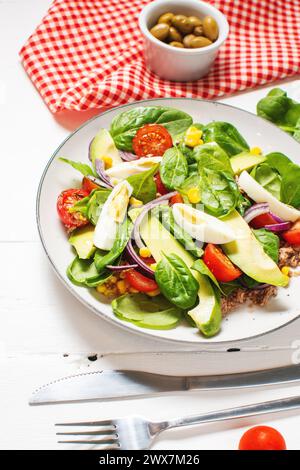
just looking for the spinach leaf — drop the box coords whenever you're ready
[59,157,96,177]
[194,142,233,174]
[281,164,300,207]
[155,253,199,309]
[160,147,188,190]
[219,280,240,297]
[236,193,251,216]
[112,293,183,330]
[152,205,203,258]
[191,259,221,291]
[253,228,280,263]
[67,257,111,287]
[265,152,292,176]
[188,162,198,176]
[199,168,239,217]
[94,218,132,273]
[176,142,196,163]
[126,163,159,203]
[110,106,193,151]
[86,189,111,225]
[252,163,282,200]
[202,122,249,156]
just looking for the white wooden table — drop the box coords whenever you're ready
[1,0,300,450]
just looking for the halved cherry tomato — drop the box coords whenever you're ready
[282,220,300,245]
[82,176,100,194]
[57,188,89,231]
[132,124,173,157]
[239,426,286,450]
[169,193,183,205]
[154,172,169,195]
[124,269,158,292]
[203,244,242,282]
[250,212,278,229]
[142,256,156,265]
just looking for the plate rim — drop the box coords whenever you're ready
[36,97,300,346]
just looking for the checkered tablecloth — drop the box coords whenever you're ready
[19,0,300,113]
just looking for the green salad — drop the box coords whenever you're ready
[56,104,300,338]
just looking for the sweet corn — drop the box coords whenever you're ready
[150,263,157,271]
[184,126,203,148]
[250,147,262,156]
[110,275,117,284]
[139,247,151,258]
[281,266,290,276]
[96,285,106,293]
[187,187,201,204]
[129,287,139,293]
[102,156,113,169]
[129,197,143,207]
[117,280,127,294]
[147,288,160,297]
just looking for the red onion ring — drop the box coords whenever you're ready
[107,264,138,271]
[119,151,139,162]
[95,158,113,187]
[86,175,112,190]
[269,212,286,224]
[264,222,292,232]
[244,203,269,223]
[125,239,155,278]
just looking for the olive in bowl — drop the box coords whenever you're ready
[139,0,229,81]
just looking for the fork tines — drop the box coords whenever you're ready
[56,420,119,448]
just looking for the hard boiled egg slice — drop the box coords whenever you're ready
[106,157,162,185]
[172,203,236,244]
[239,170,300,222]
[93,180,133,251]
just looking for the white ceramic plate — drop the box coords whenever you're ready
[37,98,300,345]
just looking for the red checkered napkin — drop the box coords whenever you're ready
[20,0,300,113]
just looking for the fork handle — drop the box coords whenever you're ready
[166,395,300,430]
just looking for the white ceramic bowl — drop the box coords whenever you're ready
[139,0,229,81]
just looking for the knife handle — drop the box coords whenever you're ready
[166,395,300,429]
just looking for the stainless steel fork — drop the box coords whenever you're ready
[56,394,300,449]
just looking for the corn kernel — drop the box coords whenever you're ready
[281,266,290,276]
[146,288,160,297]
[250,147,262,156]
[150,263,157,271]
[184,126,203,148]
[129,287,139,293]
[117,280,127,294]
[129,197,143,207]
[102,156,113,169]
[187,187,201,204]
[110,276,117,284]
[96,285,106,293]
[139,247,151,258]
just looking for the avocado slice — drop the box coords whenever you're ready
[230,152,266,175]
[138,213,222,337]
[89,128,122,167]
[69,225,96,259]
[222,210,289,287]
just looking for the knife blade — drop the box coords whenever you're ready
[29,364,300,405]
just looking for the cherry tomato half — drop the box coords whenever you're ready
[132,124,173,157]
[169,193,184,205]
[250,212,278,229]
[203,244,242,282]
[124,269,158,292]
[239,426,286,451]
[57,188,89,231]
[82,176,100,194]
[154,172,169,195]
[282,220,300,245]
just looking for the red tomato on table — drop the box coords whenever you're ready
[133,124,173,157]
[57,188,89,231]
[203,244,242,282]
[239,426,286,450]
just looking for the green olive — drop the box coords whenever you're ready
[158,12,174,26]
[172,15,194,34]
[188,16,202,27]
[203,16,219,41]
[183,34,196,48]
[193,25,204,36]
[168,26,182,42]
[150,23,170,41]
[190,36,212,48]
[169,41,184,48]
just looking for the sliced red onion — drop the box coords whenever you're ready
[125,239,155,278]
[119,151,139,162]
[269,212,286,224]
[86,175,112,190]
[133,192,178,249]
[95,158,113,187]
[265,222,292,232]
[244,203,269,223]
[107,263,138,271]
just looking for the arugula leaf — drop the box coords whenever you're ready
[160,147,188,190]
[202,122,249,156]
[253,228,280,263]
[126,164,159,203]
[59,157,96,177]
[194,142,233,175]
[155,253,199,309]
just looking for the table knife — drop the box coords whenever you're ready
[29,364,300,405]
